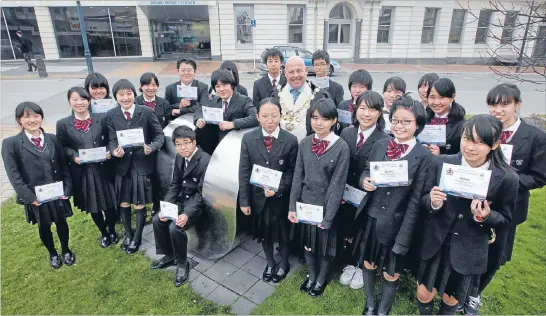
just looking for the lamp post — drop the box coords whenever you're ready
[77,1,94,73]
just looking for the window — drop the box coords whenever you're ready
[1,7,44,60]
[328,3,351,44]
[109,7,142,57]
[501,11,517,44]
[288,5,305,44]
[421,8,440,44]
[377,7,394,44]
[235,5,253,44]
[475,10,492,44]
[448,9,466,44]
[533,26,546,57]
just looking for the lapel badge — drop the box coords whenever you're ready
[101,135,105,140]
[516,159,523,166]
[279,159,284,165]
[445,144,451,150]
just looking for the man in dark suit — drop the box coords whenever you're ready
[151,126,211,287]
[311,50,344,107]
[164,58,209,121]
[252,48,286,107]
[16,31,37,72]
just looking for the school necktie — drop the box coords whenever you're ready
[500,130,513,144]
[430,117,448,125]
[185,159,189,169]
[348,101,355,113]
[222,101,229,119]
[311,137,329,156]
[290,89,300,102]
[272,79,277,87]
[264,136,274,152]
[386,139,409,160]
[143,100,156,110]
[356,132,365,149]
[74,118,91,133]
[31,137,42,148]
[124,111,131,121]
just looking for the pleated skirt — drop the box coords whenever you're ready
[24,199,73,226]
[251,203,290,246]
[115,167,153,206]
[291,222,338,257]
[75,164,116,213]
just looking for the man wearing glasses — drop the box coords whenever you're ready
[311,50,344,107]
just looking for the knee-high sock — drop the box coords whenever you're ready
[438,301,458,315]
[120,206,133,238]
[362,267,377,309]
[38,223,57,256]
[316,255,332,285]
[262,242,275,267]
[132,209,147,244]
[377,278,399,315]
[55,220,71,254]
[90,212,109,237]
[304,250,318,283]
[417,300,434,315]
[104,208,117,233]
[278,242,290,270]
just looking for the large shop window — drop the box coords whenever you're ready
[1,7,44,60]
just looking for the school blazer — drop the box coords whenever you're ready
[164,79,209,118]
[325,79,344,107]
[340,126,391,188]
[2,132,72,205]
[239,127,299,215]
[252,74,287,107]
[195,92,258,135]
[420,154,519,275]
[164,148,211,219]
[426,109,465,155]
[354,138,432,255]
[336,99,355,133]
[106,105,165,176]
[506,119,546,224]
[135,95,172,128]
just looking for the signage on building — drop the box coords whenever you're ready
[144,0,200,5]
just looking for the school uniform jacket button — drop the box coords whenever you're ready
[266,161,269,165]
[387,192,391,196]
[183,181,186,184]
[454,232,459,235]
[382,206,385,210]
[185,195,189,199]
[458,214,463,219]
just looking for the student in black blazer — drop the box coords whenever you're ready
[418,73,439,109]
[151,126,211,287]
[337,69,373,133]
[56,87,118,248]
[106,79,165,254]
[311,50,344,106]
[355,95,431,315]
[195,69,258,155]
[164,58,209,121]
[220,60,248,96]
[424,78,466,156]
[135,72,173,128]
[2,102,75,269]
[338,91,390,289]
[239,98,299,283]
[85,72,111,101]
[416,115,518,315]
[252,48,286,107]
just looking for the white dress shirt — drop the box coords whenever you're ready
[503,118,521,143]
[357,125,376,147]
[121,104,136,120]
[314,131,340,151]
[394,137,417,159]
[262,126,280,139]
[25,130,44,147]
[185,147,199,168]
[268,74,281,87]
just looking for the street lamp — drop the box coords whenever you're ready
[76,0,94,73]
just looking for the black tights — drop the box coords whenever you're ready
[304,249,333,285]
[90,208,117,237]
[262,241,290,270]
[38,220,71,257]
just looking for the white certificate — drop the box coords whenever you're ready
[296,202,323,225]
[177,85,198,100]
[250,164,283,191]
[418,125,447,146]
[343,184,367,207]
[383,113,392,134]
[91,99,117,114]
[160,201,179,220]
[370,160,409,187]
[500,144,513,165]
[79,147,107,164]
[311,76,330,89]
[117,129,145,148]
[337,109,352,124]
[439,163,492,200]
[35,181,64,204]
[202,106,224,124]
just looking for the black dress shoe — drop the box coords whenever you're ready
[299,277,315,293]
[109,232,119,244]
[120,236,131,251]
[50,255,63,269]
[151,256,175,269]
[99,236,111,248]
[126,240,140,254]
[362,304,375,315]
[262,265,275,282]
[309,282,326,297]
[272,266,290,283]
[174,262,190,287]
[63,252,76,266]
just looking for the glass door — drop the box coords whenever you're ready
[151,20,211,60]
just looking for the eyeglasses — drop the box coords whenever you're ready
[391,119,415,126]
[313,63,328,67]
[175,141,194,147]
[179,69,194,74]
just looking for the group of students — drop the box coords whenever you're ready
[2,48,545,315]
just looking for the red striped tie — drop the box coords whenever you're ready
[143,100,156,110]
[356,132,365,149]
[349,101,355,113]
[430,117,448,125]
[124,111,131,121]
[311,137,329,156]
[31,137,41,148]
[500,131,513,144]
[386,139,409,160]
[74,118,91,132]
[264,136,273,152]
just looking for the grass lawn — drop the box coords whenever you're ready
[254,187,546,315]
[0,197,228,315]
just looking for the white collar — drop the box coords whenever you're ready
[262,126,280,139]
[222,96,232,106]
[434,112,449,118]
[25,130,44,146]
[268,73,281,85]
[185,147,199,163]
[143,95,156,103]
[357,125,376,140]
[180,80,193,87]
[74,113,90,120]
[394,137,417,158]
[462,157,491,170]
[121,104,136,119]
[504,118,521,133]
[314,131,339,150]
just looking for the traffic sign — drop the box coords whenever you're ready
[251,19,256,27]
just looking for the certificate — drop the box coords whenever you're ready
[160,201,179,220]
[370,161,409,187]
[250,164,283,191]
[35,181,64,204]
[383,114,392,134]
[343,184,367,207]
[439,163,492,200]
[177,85,198,100]
[500,144,513,165]
[418,125,446,146]
[202,106,224,124]
[296,202,323,225]
[91,99,117,114]
[79,147,107,164]
[337,109,352,124]
[117,129,145,148]
[311,76,330,89]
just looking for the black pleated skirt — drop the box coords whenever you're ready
[24,199,73,226]
[75,164,116,213]
[291,222,338,257]
[251,202,290,246]
[115,167,153,205]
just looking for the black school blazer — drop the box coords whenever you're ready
[135,95,172,128]
[426,106,466,155]
[252,74,287,107]
[420,154,518,275]
[2,132,72,205]
[195,92,258,133]
[164,79,209,119]
[238,127,299,215]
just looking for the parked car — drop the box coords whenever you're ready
[259,45,341,75]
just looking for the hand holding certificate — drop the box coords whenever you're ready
[202,106,224,124]
[35,181,64,204]
[160,201,179,220]
[177,85,198,100]
[370,161,409,187]
[438,163,492,200]
[418,125,446,146]
[343,184,367,206]
[337,109,352,124]
[91,99,117,114]
[117,129,145,148]
[296,202,323,225]
[250,164,282,192]
[79,147,107,164]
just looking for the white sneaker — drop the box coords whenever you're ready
[339,265,357,286]
[350,267,364,289]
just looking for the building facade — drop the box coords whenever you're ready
[1,0,545,63]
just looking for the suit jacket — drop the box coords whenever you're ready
[354,138,432,255]
[505,119,546,224]
[164,148,211,219]
[239,127,299,215]
[252,74,287,107]
[325,79,344,107]
[164,79,209,120]
[420,154,518,274]
[106,105,165,176]
[2,132,72,205]
[19,36,33,53]
[135,95,173,128]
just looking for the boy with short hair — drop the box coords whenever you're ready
[253,48,287,107]
[311,50,344,106]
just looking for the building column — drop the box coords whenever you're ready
[33,6,59,60]
[354,19,362,60]
[136,6,153,59]
[208,3,221,60]
[323,19,329,51]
